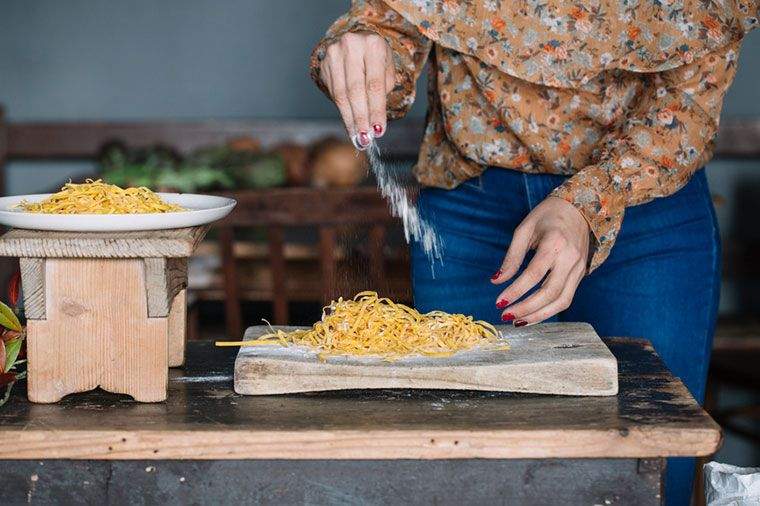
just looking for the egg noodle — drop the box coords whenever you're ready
[216,291,507,361]
[17,179,184,214]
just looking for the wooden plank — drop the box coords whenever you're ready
[143,257,187,318]
[19,257,45,319]
[26,259,168,403]
[368,224,386,288]
[234,323,619,396]
[0,226,208,258]
[268,227,287,325]
[318,226,337,304]
[713,118,760,158]
[167,288,186,368]
[219,227,241,339]
[0,340,721,459]
[5,117,758,161]
[5,119,424,160]
[0,106,6,197]
[216,187,398,227]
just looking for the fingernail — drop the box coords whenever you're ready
[501,312,515,322]
[496,299,509,309]
[358,131,371,146]
[373,124,384,137]
[491,269,502,281]
[351,134,367,151]
[514,320,527,327]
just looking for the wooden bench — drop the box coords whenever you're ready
[214,187,406,338]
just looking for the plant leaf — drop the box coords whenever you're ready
[0,379,15,407]
[0,340,5,374]
[4,338,21,373]
[0,301,21,331]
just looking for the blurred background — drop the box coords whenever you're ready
[1,0,758,478]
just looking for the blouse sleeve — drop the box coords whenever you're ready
[550,41,741,272]
[309,0,432,119]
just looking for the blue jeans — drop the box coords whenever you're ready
[411,168,721,506]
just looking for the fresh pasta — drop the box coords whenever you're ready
[217,291,507,361]
[17,179,183,214]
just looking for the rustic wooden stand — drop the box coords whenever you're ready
[0,226,207,403]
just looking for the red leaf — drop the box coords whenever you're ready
[0,371,16,387]
[7,270,20,308]
[0,340,5,373]
[1,329,21,343]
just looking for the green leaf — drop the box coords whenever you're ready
[0,302,21,332]
[4,338,21,373]
[0,380,15,407]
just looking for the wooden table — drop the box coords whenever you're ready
[0,339,720,505]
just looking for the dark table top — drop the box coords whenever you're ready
[0,338,720,460]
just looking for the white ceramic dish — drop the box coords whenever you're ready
[0,193,237,232]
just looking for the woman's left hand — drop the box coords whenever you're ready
[491,196,591,326]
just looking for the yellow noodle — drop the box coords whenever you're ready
[216,291,508,361]
[17,179,183,214]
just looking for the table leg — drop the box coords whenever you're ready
[168,289,187,367]
[25,258,168,403]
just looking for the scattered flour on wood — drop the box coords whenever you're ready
[365,141,442,267]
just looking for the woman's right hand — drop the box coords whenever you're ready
[319,32,395,150]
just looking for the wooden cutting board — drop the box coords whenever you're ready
[233,322,618,396]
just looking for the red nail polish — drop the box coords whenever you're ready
[501,312,515,322]
[372,124,384,137]
[514,320,527,327]
[358,131,370,146]
[491,269,502,281]
[496,299,509,309]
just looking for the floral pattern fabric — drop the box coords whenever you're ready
[310,0,757,270]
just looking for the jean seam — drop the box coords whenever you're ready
[522,173,534,209]
[692,171,721,402]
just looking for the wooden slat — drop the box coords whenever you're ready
[368,224,386,289]
[5,119,424,160]
[167,288,187,367]
[318,226,337,305]
[19,257,45,320]
[216,187,397,227]
[713,119,760,158]
[0,106,7,196]
[0,227,208,258]
[143,257,187,318]
[267,227,287,325]
[5,117,760,160]
[219,226,242,340]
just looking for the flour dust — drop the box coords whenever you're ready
[365,141,442,271]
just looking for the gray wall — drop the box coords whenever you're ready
[2,0,758,121]
[0,0,352,120]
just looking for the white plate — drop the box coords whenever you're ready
[0,193,237,232]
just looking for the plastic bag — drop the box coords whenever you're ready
[705,462,760,505]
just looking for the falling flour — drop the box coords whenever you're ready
[365,141,442,267]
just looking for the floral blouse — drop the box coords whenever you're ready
[310,0,758,270]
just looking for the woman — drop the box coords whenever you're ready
[310,1,757,503]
